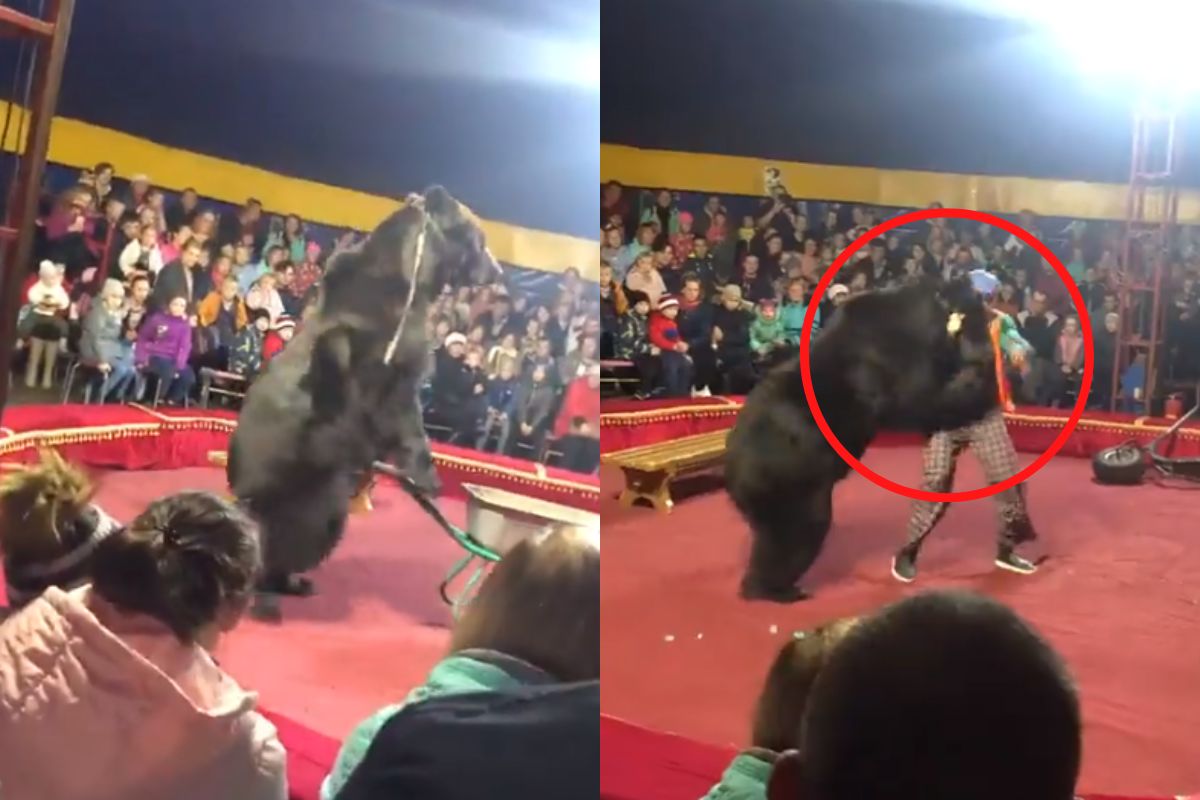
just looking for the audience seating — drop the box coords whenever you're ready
[602,429,728,512]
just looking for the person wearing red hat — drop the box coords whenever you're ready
[648,295,693,397]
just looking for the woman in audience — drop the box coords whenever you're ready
[81,278,137,401]
[1050,314,1086,407]
[703,617,859,800]
[135,295,196,405]
[0,491,287,800]
[324,529,599,800]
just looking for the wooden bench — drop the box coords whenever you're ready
[601,429,728,512]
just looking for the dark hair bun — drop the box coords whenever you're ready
[91,492,261,643]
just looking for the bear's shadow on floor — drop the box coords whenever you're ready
[270,554,456,629]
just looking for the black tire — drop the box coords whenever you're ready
[1092,443,1147,485]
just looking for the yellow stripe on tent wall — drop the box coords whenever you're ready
[0,102,597,277]
[601,143,1199,224]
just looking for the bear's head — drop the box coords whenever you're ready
[936,274,990,353]
[323,185,502,310]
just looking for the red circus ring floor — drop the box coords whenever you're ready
[600,397,1200,798]
[0,403,597,800]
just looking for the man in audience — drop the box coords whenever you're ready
[766,590,1081,800]
[151,237,204,313]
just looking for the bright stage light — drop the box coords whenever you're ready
[914,0,1200,101]
[1031,0,1200,100]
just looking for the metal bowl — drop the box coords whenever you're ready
[462,483,599,555]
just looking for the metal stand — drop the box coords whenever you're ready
[371,460,501,616]
[1110,105,1180,414]
[0,0,75,426]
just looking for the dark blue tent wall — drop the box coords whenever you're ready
[602,0,1200,188]
[29,0,598,239]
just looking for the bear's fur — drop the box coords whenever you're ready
[725,277,997,602]
[227,186,500,606]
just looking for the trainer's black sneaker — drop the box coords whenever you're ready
[891,546,919,583]
[995,547,1037,575]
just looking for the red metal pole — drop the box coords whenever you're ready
[0,0,74,424]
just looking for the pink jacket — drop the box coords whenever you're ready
[0,585,286,800]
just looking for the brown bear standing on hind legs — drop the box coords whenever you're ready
[227,186,501,619]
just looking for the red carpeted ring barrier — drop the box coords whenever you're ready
[0,404,599,510]
[601,397,1200,460]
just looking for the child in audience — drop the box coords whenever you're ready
[20,260,70,389]
[118,223,164,278]
[477,358,517,452]
[262,314,295,364]
[324,530,598,800]
[486,331,520,379]
[616,289,657,398]
[197,275,248,363]
[703,617,859,800]
[0,449,121,610]
[751,298,787,359]
[713,285,755,394]
[135,295,195,405]
[0,491,287,800]
[246,271,285,324]
[230,308,270,380]
[648,296,693,397]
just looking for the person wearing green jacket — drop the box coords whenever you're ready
[750,299,787,358]
[322,530,599,800]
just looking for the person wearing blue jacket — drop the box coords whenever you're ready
[780,278,820,345]
[678,274,716,396]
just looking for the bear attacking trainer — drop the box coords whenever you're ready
[724,276,998,603]
[227,186,501,616]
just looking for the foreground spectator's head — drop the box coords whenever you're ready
[90,492,261,647]
[767,590,1080,800]
[445,331,467,359]
[752,617,859,753]
[251,307,271,333]
[167,295,188,319]
[450,530,599,681]
[604,225,623,248]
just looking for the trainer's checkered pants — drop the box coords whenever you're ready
[905,409,1029,550]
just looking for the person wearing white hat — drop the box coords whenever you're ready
[20,261,70,389]
[648,296,693,397]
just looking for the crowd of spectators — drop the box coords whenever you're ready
[600,182,1200,409]
[12,163,600,475]
[0,451,598,798]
